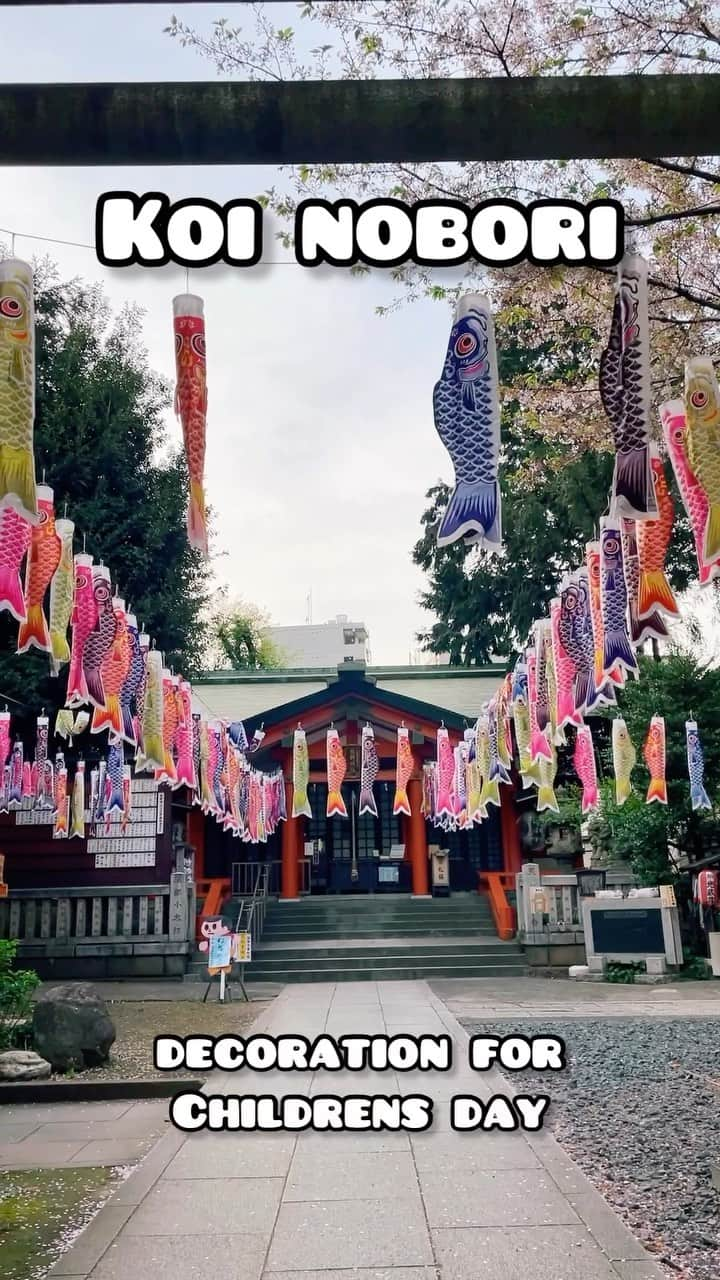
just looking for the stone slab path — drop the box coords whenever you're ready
[45,980,667,1280]
[0,1100,169,1170]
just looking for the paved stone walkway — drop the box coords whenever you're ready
[47,980,667,1280]
[0,1100,169,1171]
[432,975,720,1020]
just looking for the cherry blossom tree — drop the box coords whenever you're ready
[167,1,720,450]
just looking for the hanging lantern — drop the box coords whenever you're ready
[695,870,719,907]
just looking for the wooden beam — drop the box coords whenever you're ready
[1,75,719,166]
[7,1,267,4]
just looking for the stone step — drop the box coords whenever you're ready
[260,939,517,959]
[234,961,526,983]
[198,889,518,983]
[190,940,521,963]
[185,959,526,983]
[263,894,489,909]
[262,934,499,947]
[185,940,525,982]
[263,911,494,922]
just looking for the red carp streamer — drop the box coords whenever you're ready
[173,293,209,556]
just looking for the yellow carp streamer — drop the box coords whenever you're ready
[0,259,38,523]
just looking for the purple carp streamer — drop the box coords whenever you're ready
[599,253,655,522]
[433,294,501,550]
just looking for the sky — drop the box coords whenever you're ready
[1,2,460,666]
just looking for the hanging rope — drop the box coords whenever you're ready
[0,226,299,265]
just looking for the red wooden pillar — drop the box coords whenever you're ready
[281,779,300,900]
[500,786,523,876]
[407,778,430,897]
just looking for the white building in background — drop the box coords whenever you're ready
[266,614,371,669]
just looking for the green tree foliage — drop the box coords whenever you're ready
[0,268,212,740]
[0,939,39,1051]
[587,653,720,883]
[211,598,284,671]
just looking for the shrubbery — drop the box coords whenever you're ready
[0,939,40,1051]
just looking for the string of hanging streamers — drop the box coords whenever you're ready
[0,226,299,264]
[1,237,718,837]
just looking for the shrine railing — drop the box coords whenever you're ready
[478,872,517,941]
[0,879,196,949]
[232,859,311,898]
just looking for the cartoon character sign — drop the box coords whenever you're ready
[199,915,237,975]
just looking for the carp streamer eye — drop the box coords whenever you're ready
[455,333,477,358]
[0,296,23,319]
[604,536,619,556]
[691,388,708,408]
[174,333,182,355]
[191,333,206,359]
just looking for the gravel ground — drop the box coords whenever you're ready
[464,1018,720,1280]
[53,999,268,1083]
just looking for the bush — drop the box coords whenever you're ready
[0,939,40,1051]
[605,960,644,984]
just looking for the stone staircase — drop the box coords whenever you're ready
[186,893,526,984]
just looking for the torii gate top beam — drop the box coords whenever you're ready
[1,75,718,166]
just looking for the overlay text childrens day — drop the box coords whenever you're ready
[154,1032,566,1133]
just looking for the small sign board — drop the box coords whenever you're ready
[531,888,547,914]
[430,849,450,888]
[378,864,399,884]
[208,933,233,971]
[389,843,405,860]
[659,884,677,908]
[234,932,252,963]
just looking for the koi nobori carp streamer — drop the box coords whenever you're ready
[662,398,720,588]
[393,726,415,818]
[686,720,711,812]
[0,258,38,525]
[49,518,75,674]
[432,294,501,550]
[643,715,667,805]
[326,727,348,818]
[599,252,656,522]
[612,717,636,807]
[173,294,209,557]
[292,727,312,819]
[359,723,379,818]
[684,356,720,564]
[17,484,61,655]
[573,724,599,815]
[636,450,679,621]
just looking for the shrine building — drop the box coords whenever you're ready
[190,661,524,900]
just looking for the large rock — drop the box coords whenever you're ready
[0,1049,52,1080]
[32,982,116,1072]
